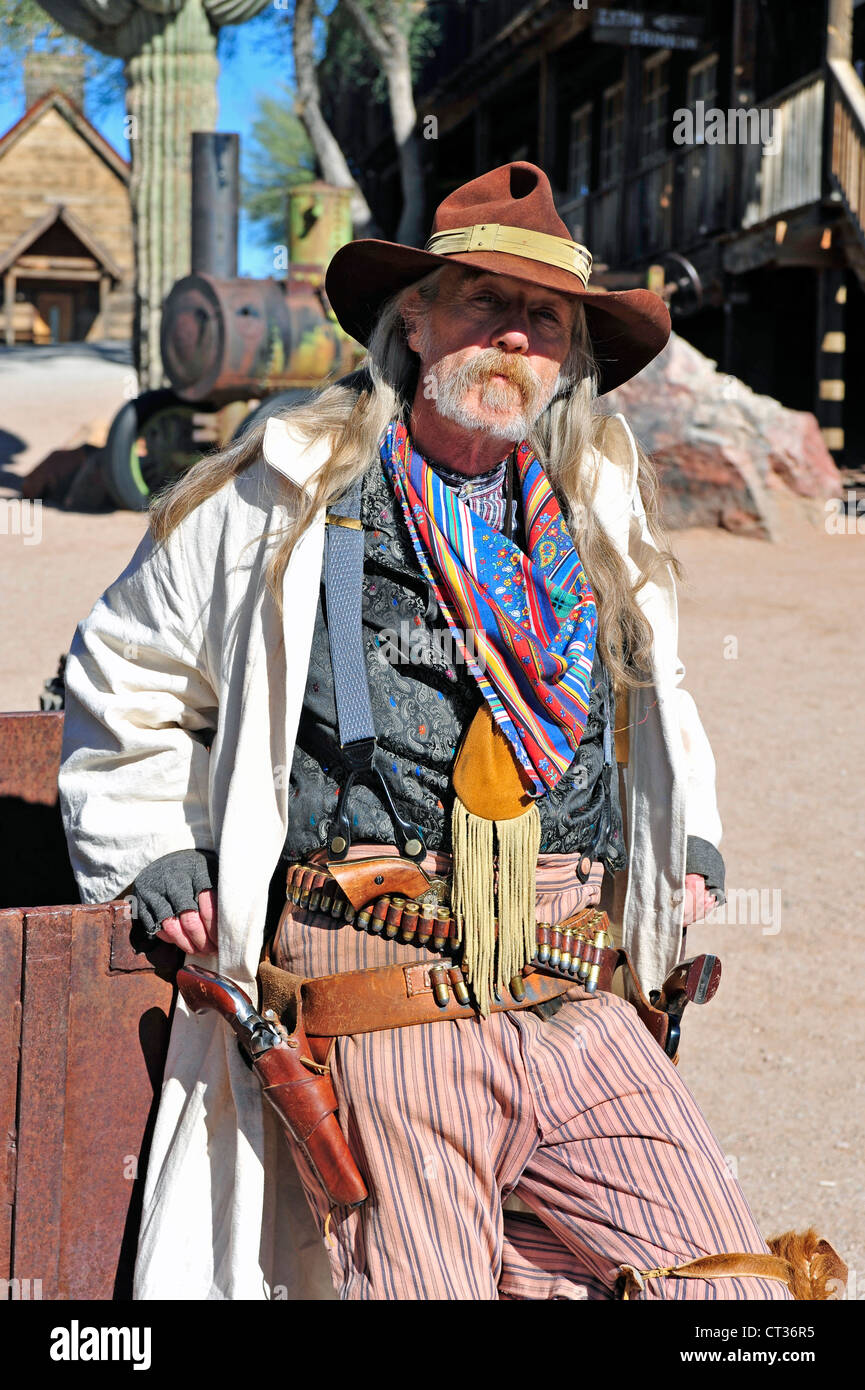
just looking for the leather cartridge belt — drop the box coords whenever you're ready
[269,858,722,1060]
[281,857,615,996]
[260,950,596,1038]
[268,892,619,1034]
[261,925,717,1060]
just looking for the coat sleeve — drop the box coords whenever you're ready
[671,674,724,850]
[58,518,219,906]
[621,416,724,854]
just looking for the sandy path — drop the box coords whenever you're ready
[673,491,864,1290]
[1,345,148,711]
[2,345,862,1294]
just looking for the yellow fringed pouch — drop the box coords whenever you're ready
[451,703,541,1016]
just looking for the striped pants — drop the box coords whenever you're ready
[273,848,791,1301]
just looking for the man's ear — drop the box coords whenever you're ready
[400,297,422,354]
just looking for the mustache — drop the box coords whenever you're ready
[446,349,542,401]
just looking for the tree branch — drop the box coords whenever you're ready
[340,0,391,65]
[293,0,380,235]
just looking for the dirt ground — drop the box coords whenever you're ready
[2,345,863,1295]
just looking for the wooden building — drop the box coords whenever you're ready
[0,79,133,347]
[324,0,865,466]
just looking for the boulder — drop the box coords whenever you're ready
[602,333,843,536]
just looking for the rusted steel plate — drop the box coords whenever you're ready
[0,711,77,909]
[0,910,23,1281]
[0,711,64,804]
[11,902,174,1299]
[12,907,73,1296]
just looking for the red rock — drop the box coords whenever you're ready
[602,333,843,535]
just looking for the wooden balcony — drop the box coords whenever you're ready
[828,58,865,253]
[557,65,865,274]
[740,72,824,229]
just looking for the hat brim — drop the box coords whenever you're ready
[324,239,670,396]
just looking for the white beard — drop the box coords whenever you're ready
[419,340,570,441]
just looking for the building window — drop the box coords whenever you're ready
[567,102,593,200]
[640,50,671,163]
[684,53,723,235]
[599,81,624,186]
[686,53,719,137]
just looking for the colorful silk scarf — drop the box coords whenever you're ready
[380,419,598,796]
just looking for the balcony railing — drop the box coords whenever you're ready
[555,64,865,270]
[828,58,865,251]
[740,71,824,228]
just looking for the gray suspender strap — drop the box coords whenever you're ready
[324,477,425,862]
[324,479,374,746]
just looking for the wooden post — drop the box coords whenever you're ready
[815,266,847,464]
[621,48,643,263]
[538,49,558,173]
[4,270,15,347]
[826,0,853,62]
[730,0,758,228]
[721,270,736,376]
[821,1,853,212]
[474,104,489,173]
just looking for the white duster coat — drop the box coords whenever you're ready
[58,413,722,1300]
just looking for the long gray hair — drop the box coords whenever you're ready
[149,265,681,690]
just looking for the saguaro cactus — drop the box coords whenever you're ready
[36,0,270,390]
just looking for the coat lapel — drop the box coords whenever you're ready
[262,414,331,491]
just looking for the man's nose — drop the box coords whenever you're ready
[492,326,530,353]
[488,300,532,353]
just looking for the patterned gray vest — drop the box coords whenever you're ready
[281,456,626,868]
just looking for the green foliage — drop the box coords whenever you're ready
[0,0,70,87]
[0,0,62,53]
[320,0,441,108]
[242,83,318,249]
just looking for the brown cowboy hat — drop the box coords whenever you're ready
[325,161,671,396]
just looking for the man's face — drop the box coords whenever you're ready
[404,266,578,441]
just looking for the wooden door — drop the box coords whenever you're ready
[34,291,74,342]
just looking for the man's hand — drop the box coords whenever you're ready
[156,887,218,954]
[131,848,219,954]
[682,873,717,927]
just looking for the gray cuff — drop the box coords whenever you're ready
[685,835,726,907]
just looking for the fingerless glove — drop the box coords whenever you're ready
[685,835,726,908]
[131,848,219,940]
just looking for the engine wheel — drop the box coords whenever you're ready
[100,389,217,511]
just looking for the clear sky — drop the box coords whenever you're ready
[0,10,307,279]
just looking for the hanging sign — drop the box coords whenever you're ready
[593,9,704,51]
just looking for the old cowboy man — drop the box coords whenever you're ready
[59,162,792,1301]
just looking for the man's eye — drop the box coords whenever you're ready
[473,294,561,323]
